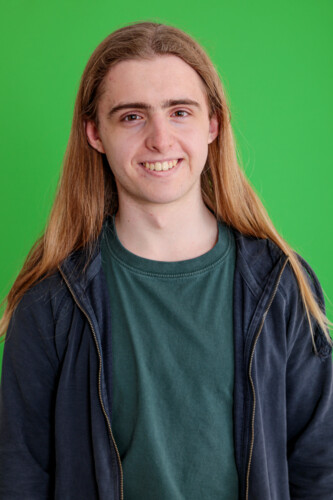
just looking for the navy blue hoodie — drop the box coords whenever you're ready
[0,226,332,499]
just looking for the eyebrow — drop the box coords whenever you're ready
[107,99,201,118]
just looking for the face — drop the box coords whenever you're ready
[86,55,218,211]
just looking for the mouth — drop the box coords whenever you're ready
[139,159,182,172]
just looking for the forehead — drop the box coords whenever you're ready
[99,55,208,106]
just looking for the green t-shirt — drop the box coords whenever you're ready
[101,217,238,499]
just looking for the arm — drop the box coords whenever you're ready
[286,263,333,499]
[0,283,62,499]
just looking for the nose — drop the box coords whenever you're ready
[144,115,174,152]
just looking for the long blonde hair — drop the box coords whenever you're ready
[0,22,331,346]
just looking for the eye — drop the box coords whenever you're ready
[172,110,189,118]
[122,113,142,122]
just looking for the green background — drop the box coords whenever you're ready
[0,0,332,367]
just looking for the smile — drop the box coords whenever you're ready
[140,159,179,172]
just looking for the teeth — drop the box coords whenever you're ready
[144,159,178,171]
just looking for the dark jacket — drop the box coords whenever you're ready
[0,227,332,500]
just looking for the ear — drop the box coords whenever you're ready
[85,120,106,154]
[208,114,219,144]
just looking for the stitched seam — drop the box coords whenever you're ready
[107,245,231,279]
[104,228,232,278]
[290,460,333,469]
[54,278,73,323]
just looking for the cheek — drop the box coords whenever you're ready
[103,144,140,185]
[103,141,129,169]
[183,121,210,147]
[101,128,140,162]
[190,136,210,171]
[186,128,210,159]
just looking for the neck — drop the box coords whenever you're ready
[114,195,218,262]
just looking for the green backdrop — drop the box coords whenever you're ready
[0,0,332,368]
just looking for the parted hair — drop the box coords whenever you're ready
[0,21,331,345]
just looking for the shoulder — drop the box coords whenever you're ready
[232,229,332,359]
[271,246,331,360]
[232,229,288,296]
[232,228,321,298]
[10,270,72,325]
[5,271,75,367]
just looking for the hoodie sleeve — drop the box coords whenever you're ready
[0,284,62,499]
[286,261,333,500]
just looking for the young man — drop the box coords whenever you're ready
[0,22,332,499]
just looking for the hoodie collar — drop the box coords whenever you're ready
[60,220,287,301]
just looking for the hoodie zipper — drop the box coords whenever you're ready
[245,257,289,500]
[59,267,124,500]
